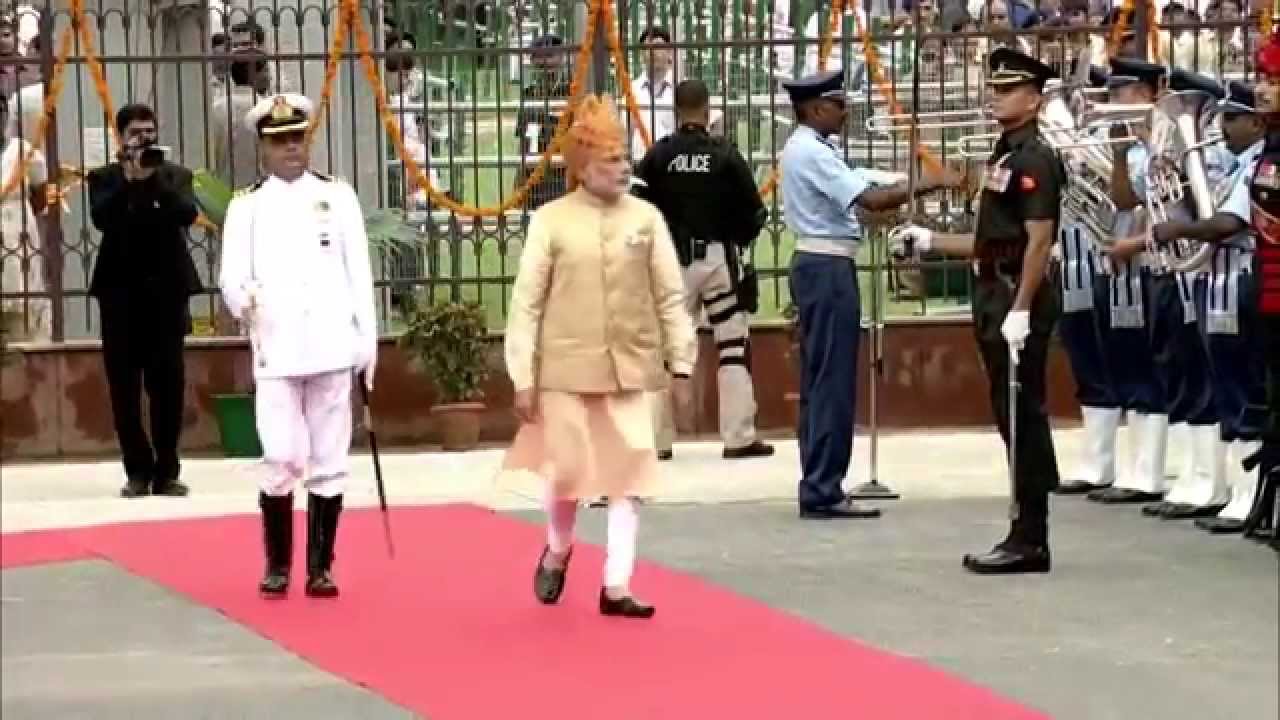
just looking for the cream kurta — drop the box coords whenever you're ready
[502,187,697,499]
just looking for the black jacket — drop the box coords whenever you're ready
[86,161,202,303]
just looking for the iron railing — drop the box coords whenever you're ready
[0,0,1260,342]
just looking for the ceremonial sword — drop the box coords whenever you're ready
[1008,344,1021,521]
[357,371,395,557]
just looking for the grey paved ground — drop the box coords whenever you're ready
[2,496,1276,720]
[523,497,1280,720]
[1,560,413,720]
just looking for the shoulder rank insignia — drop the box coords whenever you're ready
[234,177,266,197]
[311,170,332,182]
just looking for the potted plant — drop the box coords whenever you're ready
[399,294,490,450]
[192,170,420,456]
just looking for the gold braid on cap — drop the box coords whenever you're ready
[563,95,626,191]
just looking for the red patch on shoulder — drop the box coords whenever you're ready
[1020,175,1037,191]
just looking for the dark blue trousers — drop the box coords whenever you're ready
[1148,272,1217,425]
[1201,265,1269,442]
[790,251,861,509]
[1058,277,1118,408]
[1106,266,1165,414]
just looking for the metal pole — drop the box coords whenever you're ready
[38,12,65,342]
[850,0,903,501]
[1134,0,1150,62]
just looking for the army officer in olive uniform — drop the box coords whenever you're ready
[891,48,1066,574]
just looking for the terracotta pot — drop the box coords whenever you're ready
[431,401,485,451]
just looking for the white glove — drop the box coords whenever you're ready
[354,340,377,392]
[1001,310,1031,365]
[887,224,933,257]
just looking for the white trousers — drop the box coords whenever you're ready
[255,369,352,498]
[546,495,638,589]
[654,244,758,451]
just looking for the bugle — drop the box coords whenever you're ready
[866,108,995,134]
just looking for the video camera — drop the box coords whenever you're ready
[122,140,171,170]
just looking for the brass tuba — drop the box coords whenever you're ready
[1039,79,1125,245]
[1144,89,1220,274]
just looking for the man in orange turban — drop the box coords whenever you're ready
[501,95,698,617]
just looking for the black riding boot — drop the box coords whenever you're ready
[258,492,293,595]
[306,493,343,597]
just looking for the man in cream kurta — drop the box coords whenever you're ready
[218,93,377,599]
[503,95,696,619]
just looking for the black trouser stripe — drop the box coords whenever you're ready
[716,337,747,350]
[719,356,748,367]
[708,307,739,324]
[706,289,737,306]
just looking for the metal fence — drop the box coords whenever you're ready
[0,0,1261,342]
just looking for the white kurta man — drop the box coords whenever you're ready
[218,93,377,598]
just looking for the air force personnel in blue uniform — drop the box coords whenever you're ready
[779,67,960,519]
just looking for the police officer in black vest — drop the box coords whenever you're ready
[891,48,1065,574]
[633,78,774,460]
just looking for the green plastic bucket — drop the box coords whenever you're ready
[212,393,263,458]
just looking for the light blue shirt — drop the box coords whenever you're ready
[1215,139,1263,250]
[780,125,868,242]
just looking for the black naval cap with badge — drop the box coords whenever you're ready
[244,93,314,138]
[986,47,1055,93]
[1169,67,1226,99]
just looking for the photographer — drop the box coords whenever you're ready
[87,104,201,499]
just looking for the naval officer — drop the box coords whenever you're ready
[218,94,378,598]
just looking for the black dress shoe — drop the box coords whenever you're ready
[1160,503,1225,520]
[1088,487,1163,504]
[151,480,190,497]
[120,476,150,498]
[1142,501,1173,517]
[1195,517,1245,534]
[1055,480,1108,496]
[723,441,775,459]
[799,497,882,519]
[657,449,673,461]
[305,573,340,597]
[599,589,655,618]
[259,571,289,596]
[962,544,1051,574]
[533,546,572,604]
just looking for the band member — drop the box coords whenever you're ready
[1243,33,1280,548]
[634,78,774,461]
[1134,69,1231,520]
[1087,58,1171,507]
[501,95,696,618]
[1152,81,1268,534]
[891,48,1064,574]
[779,67,960,519]
[1055,66,1123,496]
[218,94,378,597]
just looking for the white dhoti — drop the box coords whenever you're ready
[255,368,352,498]
[654,244,759,451]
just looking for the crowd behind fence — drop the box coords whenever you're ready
[0,0,1261,343]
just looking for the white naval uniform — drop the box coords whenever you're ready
[218,171,377,498]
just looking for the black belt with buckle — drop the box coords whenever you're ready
[973,258,1022,281]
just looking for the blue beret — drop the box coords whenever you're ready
[782,68,846,105]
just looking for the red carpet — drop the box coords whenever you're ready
[3,505,1048,719]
